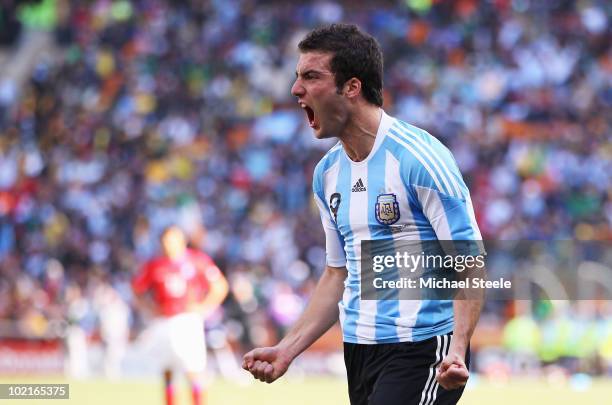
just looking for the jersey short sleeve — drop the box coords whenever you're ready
[398,129,483,244]
[313,164,346,268]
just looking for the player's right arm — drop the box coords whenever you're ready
[242,264,346,383]
[242,160,347,383]
[131,261,158,316]
[189,252,229,318]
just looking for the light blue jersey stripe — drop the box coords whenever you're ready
[367,149,400,342]
[441,197,477,240]
[338,155,359,340]
[385,137,438,240]
[412,188,454,339]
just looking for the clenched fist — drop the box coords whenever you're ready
[436,351,469,390]
[242,346,293,384]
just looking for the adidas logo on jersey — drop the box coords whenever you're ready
[351,178,366,192]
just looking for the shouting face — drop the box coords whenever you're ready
[291,52,351,139]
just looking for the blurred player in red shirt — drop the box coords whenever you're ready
[132,225,229,405]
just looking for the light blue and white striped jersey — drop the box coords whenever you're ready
[312,111,482,344]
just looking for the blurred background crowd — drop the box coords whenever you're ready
[0,0,610,379]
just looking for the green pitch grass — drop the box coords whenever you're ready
[0,376,610,404]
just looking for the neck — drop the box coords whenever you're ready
[338,105,382,162]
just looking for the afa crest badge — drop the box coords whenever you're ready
[375,193,400,225]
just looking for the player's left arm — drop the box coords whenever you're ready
[422,187,484,390]
[406,140,484,390]
[437,288,483,390]
[190,253,229,318]
[132,262,158,317]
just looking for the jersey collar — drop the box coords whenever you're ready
[342,109,392,166]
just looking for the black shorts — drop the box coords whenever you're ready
[344,333,469,405]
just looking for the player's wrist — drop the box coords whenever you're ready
[275,341,299,365]
[447,338,468,362]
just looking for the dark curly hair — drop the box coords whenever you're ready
[298,23,384,107]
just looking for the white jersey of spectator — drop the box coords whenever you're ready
[313,111,482,344]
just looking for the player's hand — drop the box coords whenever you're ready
[436,351,469,390]
[242,345,292,384]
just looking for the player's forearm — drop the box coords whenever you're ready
[451,290,483,355]
[277,265,346,361]
[134,293,156,316]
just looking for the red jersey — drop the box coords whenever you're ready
[132,249,222,317]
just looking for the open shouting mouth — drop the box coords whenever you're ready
[300,102,319,129]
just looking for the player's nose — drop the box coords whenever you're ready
[291,79,305,97]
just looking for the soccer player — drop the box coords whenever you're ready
[243,24,484,405]
[133,225,229,405]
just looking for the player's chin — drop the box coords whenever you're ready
[312,126,332,139]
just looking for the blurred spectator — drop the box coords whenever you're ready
[92,274,130,379]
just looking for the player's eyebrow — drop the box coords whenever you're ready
[295,69,325,78]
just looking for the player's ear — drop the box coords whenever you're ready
[343,78,362,99]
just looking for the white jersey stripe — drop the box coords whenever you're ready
[384,150,422,241]
[385,150,420,339]
[350,163,376,343]
[414,185,452,240]
[391,125,456,198]
[395,121,463,198]
[388,133,447,196]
